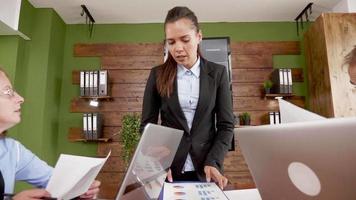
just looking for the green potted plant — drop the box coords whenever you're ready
[121,113,141,164]
[263,80,273,94]
[239,112,251,125]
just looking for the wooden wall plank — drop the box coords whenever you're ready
[101,56,162,69]
[72,68,302,85]
[74,43,164,57]
[98,142,122,156]
[111,84,146,98]
[231,41,300,55]
[231,54,273,69]
[232,69,272,83]
[233,96,305,111]
[101,156,127,172]
[291,68,303,82]
[232,83,263,97]
[96,172,125,199]
[71,96,304,113]
[71,97,143,112]
[108,70,150,84]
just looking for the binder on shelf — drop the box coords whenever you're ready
[287,69,293,94]
[80,71,85,96]
[87,113,93,140]
[283,69,288,94]
[92,113,103,140]
[275,112,281,124]
[85,71,90,96]
[83,113,88,139]
[89,71,94,96]
[269,111,281,124]
[271,69,285,94]
[93,71,98,96]
[269,112,275,124]
[99,70,108,96]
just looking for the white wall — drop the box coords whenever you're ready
[349,0,356,12]
[332,0,356,12]
[332,0,349,12]
[0,0,22,30]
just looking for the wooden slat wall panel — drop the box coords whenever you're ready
[232,69,272,83]
[231,54,273,69]
[232,83,263,97]
[69,127,122,142]
[110,84,146,98]
[98,142,122,156]
[71,96,305,113]
[72,67,303,85]
[108,70,151,84]
[101,56,162,69]
[231,41,300,55]
[96,172,125,199]
[70,41,304,198]
[71,97,143,112]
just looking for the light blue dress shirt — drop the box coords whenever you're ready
[177,58,200,172]
[0,137,53,193]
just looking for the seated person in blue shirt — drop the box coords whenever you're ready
[0,67,100,199]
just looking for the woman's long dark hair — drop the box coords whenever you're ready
[157,6,201,97]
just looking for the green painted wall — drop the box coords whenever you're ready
[0,36,20,81]
[0,0,66,191]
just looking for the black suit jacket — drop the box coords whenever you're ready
[140,58,234,181]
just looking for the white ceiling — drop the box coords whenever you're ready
[28,0,341,24]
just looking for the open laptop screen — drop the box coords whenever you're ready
[237,117,356,200]
[115,123,183,200]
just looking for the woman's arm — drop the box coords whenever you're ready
[204,66,234,170]
[140,68,161,133]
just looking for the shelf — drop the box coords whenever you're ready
[71,138,112,142]
[68,127,112,143]
[264,93,294,98]
[79,96,113,100]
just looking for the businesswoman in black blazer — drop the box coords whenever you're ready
[140,6,234,189]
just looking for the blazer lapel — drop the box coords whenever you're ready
[166,78,190,133]
[191,59,215,133]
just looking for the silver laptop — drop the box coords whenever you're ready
[115,123,183,200]
[237,117,356,200]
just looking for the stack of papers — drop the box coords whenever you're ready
[46,151,111,200]
[163,182,229,200]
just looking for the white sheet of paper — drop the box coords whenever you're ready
[46,151,111,200]
[277,98,326,123]
[224,189,262,200]
[163,182,229,200]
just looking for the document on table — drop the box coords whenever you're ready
[163,182,229,200]
[46,151,111,200]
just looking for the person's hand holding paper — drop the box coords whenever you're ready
[46,151,111,199]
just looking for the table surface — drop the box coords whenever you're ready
[224,188,262,200]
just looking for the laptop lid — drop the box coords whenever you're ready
[115,123,183,200]
[237,117,356,200]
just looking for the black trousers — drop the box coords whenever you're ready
[166,171,200,182]
[0,171,4,200]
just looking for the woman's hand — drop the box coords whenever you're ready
[167,168,173,182]
[204,166,228,189]
[79,180,101,199]
[13,189,51,200]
